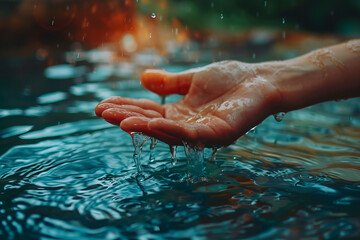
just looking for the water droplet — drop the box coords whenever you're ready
[51,19,55,26]
[151,13,156,19]
[273,112,286,122]
[170,145,177,166]
[282,18,285,24]
[149,33,152,39]
[282,31,286,39]
[211,2,214,8]
[264,1,267,7]
[175,28,178,35]
[66,4,70,11]
[131,132,149,174]
[220,13,224,20]
[252,53,256,59]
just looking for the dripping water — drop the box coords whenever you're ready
[183,142,205,181]
[170,145,177,166]
[131,132,149,174]
[149,137,158,162]
[210,147,219,162]
[160,95,166,104]
[273,112,286,122]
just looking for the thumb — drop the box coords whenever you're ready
[141,69,195,96]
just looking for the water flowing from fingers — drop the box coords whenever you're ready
[160,95,166,104]
[131,132,149,174]
[183,142,205,181]
[149,137,158,162]
[170,145,177,166]
[211,146,219,161]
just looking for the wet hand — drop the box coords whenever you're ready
[95,61,282,146]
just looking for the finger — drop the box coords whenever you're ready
[96,103,163,119]
[120,117,182,145]
[96,96,164,116]
[102,108,144,126]
[141,69,195,95]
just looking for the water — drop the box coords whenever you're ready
[273,112,286,122]
[1,44,360,239]
[149,137,158,162]
[131,133,149,175]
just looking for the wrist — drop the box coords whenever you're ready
[259,58,320,113]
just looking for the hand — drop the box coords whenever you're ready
[95,61,282,146]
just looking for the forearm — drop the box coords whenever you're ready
[266,40,360,113]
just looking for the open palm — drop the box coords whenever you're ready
[95,61,281,146]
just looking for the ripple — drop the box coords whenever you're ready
[44,65,87,80]
[19,119,113,139]
[0,125,33,139]
[37,91,67,104]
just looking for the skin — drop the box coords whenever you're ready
[95,40,360,147]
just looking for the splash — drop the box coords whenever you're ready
[131,132,149,174]
[183,141,205,181]
[273,112,286,122]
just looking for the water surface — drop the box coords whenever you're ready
[0,48,360,239]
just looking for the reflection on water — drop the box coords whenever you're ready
[0,46,360,239]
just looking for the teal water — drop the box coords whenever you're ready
[1,50,360,239]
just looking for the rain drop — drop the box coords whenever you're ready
[151,13,156,19]
[282,18,285,24]
[273,112,286,122]
[220,13,224,20]
[149,33,152,39]
[264,1,267,7]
